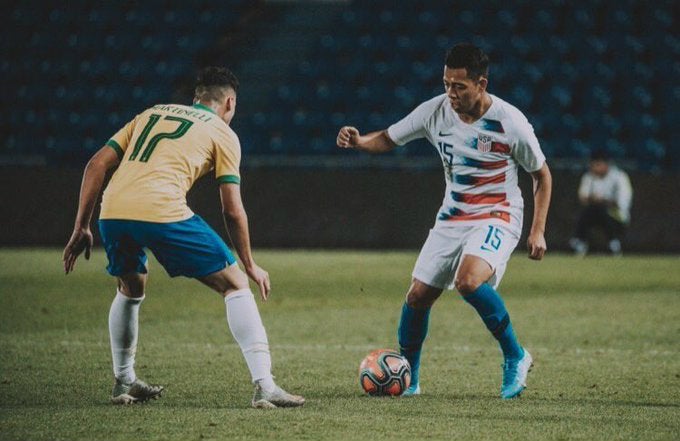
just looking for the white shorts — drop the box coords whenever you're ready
[412,223,520,291]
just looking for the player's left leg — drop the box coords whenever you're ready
[455,224,531,399]
[455,256,523,361]
[455,256,532,399]
[147,214,303,408]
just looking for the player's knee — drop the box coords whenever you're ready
[119,285,145,298]
[454,274,482,296]
[199,264,249,297]
[233,269,249,289]
[405,287,437,309]
[117,275,146,298]
[219,269,249,297]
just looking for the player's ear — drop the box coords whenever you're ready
[478,77,488,91]
[225,95,236,112]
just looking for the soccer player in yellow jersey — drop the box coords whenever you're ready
[63,67,304,408]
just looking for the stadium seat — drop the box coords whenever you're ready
[2,1,674,169]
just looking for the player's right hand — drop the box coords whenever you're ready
[62,227,93,274]
[246,263,271,301]
[337,126,360,148]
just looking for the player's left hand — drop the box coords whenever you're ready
[63,227,93,274]
[246,263,271,301]
[527,231,547,260]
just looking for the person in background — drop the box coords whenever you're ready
[569,150,632,256]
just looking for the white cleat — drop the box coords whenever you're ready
[251,383,305,409]
[111,378,164,405]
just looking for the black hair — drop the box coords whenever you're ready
[194,67,239,102]
[590,149,609,161]
[444,43,489,80]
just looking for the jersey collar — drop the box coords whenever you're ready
[192,102,217,115]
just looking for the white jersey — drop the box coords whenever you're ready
[578,166,632,223]
[388,93,545,236]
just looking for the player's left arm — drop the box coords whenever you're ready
[214,130,271,299]
[615,171,633,213]
[527,163,552,260]
[63,146,121,273]
[219,183,271,300]
[511,114,552,261]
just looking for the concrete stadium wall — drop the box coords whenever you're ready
[1,166,679,252]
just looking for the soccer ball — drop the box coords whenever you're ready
[358,349,411,396]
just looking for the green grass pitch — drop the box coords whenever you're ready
[0,249,678,440]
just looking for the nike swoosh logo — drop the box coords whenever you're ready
[438,131,452,137]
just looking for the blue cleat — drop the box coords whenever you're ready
[401,383,421,397]
[501,349,533,399]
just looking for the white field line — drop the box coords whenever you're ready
[44,340,677,357]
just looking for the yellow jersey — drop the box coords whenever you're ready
[100,103,240,223]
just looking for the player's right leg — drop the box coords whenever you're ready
[399,279,443,396]
[199,266,305,408]
[400,228,456,396]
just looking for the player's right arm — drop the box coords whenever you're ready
[336,127,396,153]
[63,146,121,274]
[64,113,138,273]
[338,96,437,153]
[219,183,271,300]
[578,173,594,206]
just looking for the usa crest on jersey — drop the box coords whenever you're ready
[477,134,493,153]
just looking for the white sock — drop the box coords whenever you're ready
[108,290,144,384]
[224,289,275,391]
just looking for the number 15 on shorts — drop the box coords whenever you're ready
[481,225,504,252]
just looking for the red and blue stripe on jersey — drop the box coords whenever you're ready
[481,118,505,133]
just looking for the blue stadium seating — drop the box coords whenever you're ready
[232,0,675,169]
[2,0,249,163]
[2,0,676,169]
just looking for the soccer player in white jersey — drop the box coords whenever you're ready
[336,43,552,399]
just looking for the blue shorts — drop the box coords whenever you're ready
[98,215,236,278]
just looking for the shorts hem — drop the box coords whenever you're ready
[169,261,229,279]
[460,250,497,271]
[106,268,149,277]
[106,261,148,277]
[411,270,450,290]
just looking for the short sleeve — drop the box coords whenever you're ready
[511,119,545,173]
[387,101,432,146]
[578,173,592,200]
[106,116,138,160]
[615,170,633,213]
[215,130,242,184]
